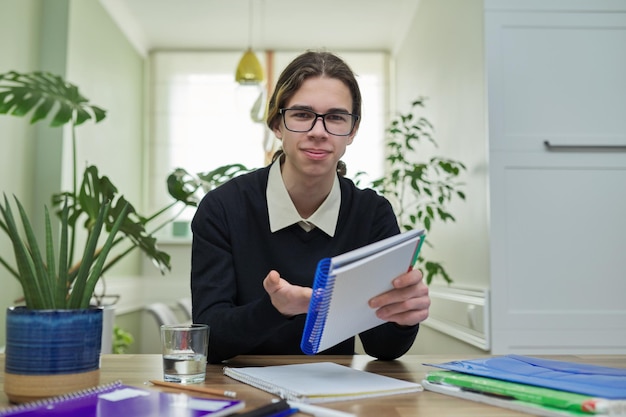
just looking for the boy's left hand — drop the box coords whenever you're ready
[368,269,430,326]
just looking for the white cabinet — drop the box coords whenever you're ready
[485,1,626,354]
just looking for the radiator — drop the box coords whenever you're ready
[422,285,490,351]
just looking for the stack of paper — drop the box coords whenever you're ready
[422,355,626,417]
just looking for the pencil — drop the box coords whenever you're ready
[148,379,237,398]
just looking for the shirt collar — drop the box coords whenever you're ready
[266,159,340,237]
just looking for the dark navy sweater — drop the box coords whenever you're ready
[191,165,419,363]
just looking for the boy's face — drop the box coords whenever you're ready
[272,76,357,182]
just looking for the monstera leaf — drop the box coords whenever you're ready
[0,70,183,309]
[0,71,105,126]
[52,165,172,277]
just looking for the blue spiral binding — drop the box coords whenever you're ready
[300,258,335,355]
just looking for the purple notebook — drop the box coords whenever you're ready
[0,381,245,417]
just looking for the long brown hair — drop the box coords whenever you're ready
[267,51,361,176]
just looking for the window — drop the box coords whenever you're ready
[148,51,388,225]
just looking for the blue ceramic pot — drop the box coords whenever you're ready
[5,306,103,375]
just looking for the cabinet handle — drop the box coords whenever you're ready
[543,140,626,151]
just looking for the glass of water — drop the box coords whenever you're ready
[160,324,209,384]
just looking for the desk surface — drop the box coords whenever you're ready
[1,354,625,416]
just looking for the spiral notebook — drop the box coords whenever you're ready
[301,229,425,355]
[223,361,422,403]
[0,381,245,417]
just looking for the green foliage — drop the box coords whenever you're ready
[0,194,129,309]
[167,163,252,200]
[371,98,466,285]
[0,70,199,309]
[112,325,134,354]
[52,165,174,277]
[0,71,106,127]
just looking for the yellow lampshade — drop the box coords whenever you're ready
[235,48,264,84]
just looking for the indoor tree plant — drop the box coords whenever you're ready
[370,97,466,284]
[0,70,198,402]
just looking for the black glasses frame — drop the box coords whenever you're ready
[279,108,359,136]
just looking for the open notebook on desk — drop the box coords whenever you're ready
[224,362,422,403]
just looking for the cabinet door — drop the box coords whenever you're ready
[489,152,626,353]
[486,2,626,353]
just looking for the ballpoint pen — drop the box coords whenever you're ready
[233,399,291,417]
[272,399,356,417]
[286,402,356,417]
[265,408,300,417]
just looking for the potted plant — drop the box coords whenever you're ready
[0,71,198,403]
[1,195,127,403]
[370,98,466,284]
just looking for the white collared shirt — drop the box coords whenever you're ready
[266,159,340,237]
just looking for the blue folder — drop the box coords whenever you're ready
[425,355,626,399]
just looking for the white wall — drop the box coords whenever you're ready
[393,0,490,354]
[64,0,146,275]
[0,0,43,349]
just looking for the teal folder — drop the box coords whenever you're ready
[425,355,626,400]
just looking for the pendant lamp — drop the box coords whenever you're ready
[235,0,264,84]
[235,48,264,84]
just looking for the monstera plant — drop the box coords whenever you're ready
[0,70,200,309]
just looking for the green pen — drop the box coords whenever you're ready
[426,370,626,415]
[408,233,425,271]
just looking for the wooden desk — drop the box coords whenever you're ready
[1,354,624,416]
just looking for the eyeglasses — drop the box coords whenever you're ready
[279,108,359,136]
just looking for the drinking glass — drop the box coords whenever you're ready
[160,324,209,383]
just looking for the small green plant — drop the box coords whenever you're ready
[371,98,466,284]
[112,325,134,354]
